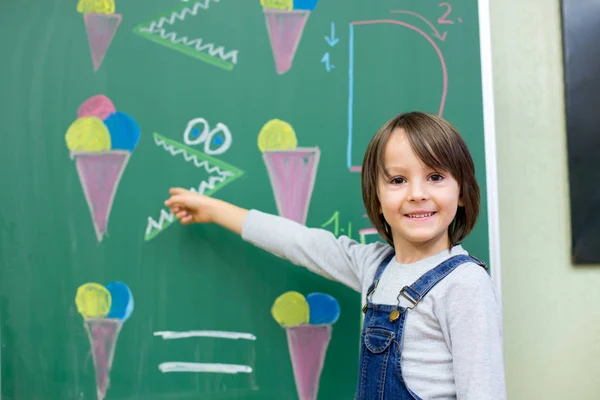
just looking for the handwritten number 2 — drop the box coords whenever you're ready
[438,2,454,25]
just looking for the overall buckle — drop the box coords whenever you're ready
[398,286,422,309]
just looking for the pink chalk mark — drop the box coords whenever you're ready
[73,151,130,241]
[351,19,448,117]
[263,147,320,225]
[349,166,362,172]
[264,9,310,74]
[390,10,447,41]
[84,318,122,400]
[286,325,332,400]
[84,13,122,72]
[359,228,378,235]
[78,95,116,120]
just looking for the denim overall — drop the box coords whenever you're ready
[355,251,487,400]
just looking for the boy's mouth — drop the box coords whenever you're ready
[405,212,436,219]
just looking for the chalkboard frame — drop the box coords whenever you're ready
[478,0,502,290]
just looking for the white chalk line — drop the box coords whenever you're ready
[158,362,253,374]
[154,330,256,341]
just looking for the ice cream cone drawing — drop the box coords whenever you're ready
[65,95,141,241]
[77,0,122,71]
[258,119,320,225]
[261,0,318,74]
[75,281,134,400]
[271,291,340,400]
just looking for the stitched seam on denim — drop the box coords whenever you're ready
[416,255,471,295]
[374,250,395,280]
[410,255,471,299]
[358,334,368,399]
[365,329,393,353]
[378,341,391,400]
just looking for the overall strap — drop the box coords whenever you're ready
[399,254,486,309]
[363,249,396,306]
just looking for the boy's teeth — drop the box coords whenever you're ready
[408,213,433,218]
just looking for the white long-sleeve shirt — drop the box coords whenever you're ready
[241,210,506,400]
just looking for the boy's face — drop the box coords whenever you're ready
[377,128,462,254]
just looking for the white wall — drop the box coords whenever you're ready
[490,0,600,398]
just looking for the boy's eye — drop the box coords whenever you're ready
[429,174,444,182]
[390,176,406,184]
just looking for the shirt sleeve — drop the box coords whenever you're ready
[240,209,391,292]
[434,263,506,400]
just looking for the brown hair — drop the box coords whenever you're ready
[361,111,480,247]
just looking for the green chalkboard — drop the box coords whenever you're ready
[0,0,493,398]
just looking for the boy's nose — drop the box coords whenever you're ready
[407,182,429,201]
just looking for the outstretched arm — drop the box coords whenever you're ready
[164,188,391,292]
[164,187,248,234]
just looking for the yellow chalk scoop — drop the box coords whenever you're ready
[75,283,111,318]
[258,119,298,152]
[271,291,309,327]
[77,0,115,14]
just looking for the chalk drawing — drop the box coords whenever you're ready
[271,291,339,400]
[261,0,318,74]
[320,21,338,72]
[158,362,253,374]
[347,17,448,172]
[154,330,256,340]
[77,0,122,71]
[320,211,384,245]
[133,0,239,71]
[75,281,134,400]
[65,95,140,242]
[320,211,353,239]
[258,119,320,225]
[145,120,244,241]
[154,329,256,375]
[183,117,232,155]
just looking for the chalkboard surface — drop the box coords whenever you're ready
[0,0,492,398]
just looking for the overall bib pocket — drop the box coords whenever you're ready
[364,327,395,353]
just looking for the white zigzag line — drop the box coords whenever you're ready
[154,0,218,28]
[146,135,235,237]
[143,28,239,64]
[139,0,238,64]
[145,175,229,237]
[153,135,233,177]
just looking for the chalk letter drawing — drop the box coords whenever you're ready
[77,0,122,71]
[65,95,141,241]
[261,0,318,74]
[258,119,320,225]
[145,119,244,241]
[271,291,339,400]
[75,281,134,400]
[154,330,256,374]
[132,0,239,71]
[347,17,448,172]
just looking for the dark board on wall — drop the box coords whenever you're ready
[0,0,493,398]
[561,0,600,264]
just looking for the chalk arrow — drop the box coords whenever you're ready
[324,22,339,47]
[320,52,334,72]
[390,10,447,41]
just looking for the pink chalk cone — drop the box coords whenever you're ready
[84,13,122,71]
[262,147,320,225]
[72,151,130,241]
[84,318,122,400]
[285,325,332,400]
[263,9,310,74]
